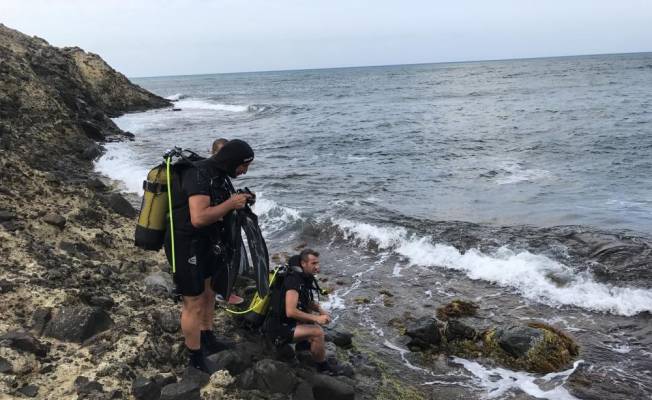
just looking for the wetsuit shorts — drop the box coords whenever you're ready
[265,320,297,346]
[164,234,219,297]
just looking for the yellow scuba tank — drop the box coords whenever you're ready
[135,164,169,250]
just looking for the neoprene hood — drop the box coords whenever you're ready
[211,139,254,177]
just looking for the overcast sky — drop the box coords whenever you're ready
[2,0,651,77]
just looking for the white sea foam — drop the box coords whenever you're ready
[333,218,652,316]
[94,142,149,194]
[495,161,552,185]
[453,357,582,399]
[165,93,186,101]
[253,194,302,235]
[174,98,248,112]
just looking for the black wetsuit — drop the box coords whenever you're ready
[264,269,316,344]
[163,158,231,296]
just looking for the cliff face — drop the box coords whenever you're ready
[0,23,170,174]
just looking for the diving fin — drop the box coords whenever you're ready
[240,208,270,297]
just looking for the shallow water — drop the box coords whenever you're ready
[99,53,652,398]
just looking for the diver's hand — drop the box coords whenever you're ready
[229,193,252,210]
[315,314,331,325]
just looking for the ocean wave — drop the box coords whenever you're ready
[174,98,248,112]
[254,194,302,235]
[486,161,552,184]
[94,142,149,194]
[165,93,187,101]
[332,218,652,316]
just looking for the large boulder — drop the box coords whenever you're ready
[405,318,442,349]
[483,322,579,373]
[99,192,136,218]
[325,328,353,348]
[309,374,355,400]
[144,272,174,296]
[160,380,200,400]
[237,359,298,394]
[207,349,252,375]
[43,306,113,343]
[131,376,162,400]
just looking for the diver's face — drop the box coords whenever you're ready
[301,255,320,275]
[235,161,251,177]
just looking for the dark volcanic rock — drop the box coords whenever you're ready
[207,348,252,375]
[444,320,477,342]
[99,192,136,218]
[160,380,201,400]
[156,309,180,333]
[79,120,105,141]
[18,384,39,397]
[30,308,52,336]
[293,380,315,400]
[565,362,649,400]
[0,210,16,221]
[495,325,544,358]
[89,295,115,310]
[325,328,353,348]
[0,331,49,357]
[238,359,298,394]
[405,318,442,348]
[0,356,12,373]
[310,374,355,400]
[43,213,66,228]
[144,272,174,296]
[0,279,16,294]
[131,375,162,400]
[74,376,104,396]
[43,306,113,343]
[181,366,211,388]
[82,143,104,160]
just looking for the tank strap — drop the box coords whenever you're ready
[143,181,168,193]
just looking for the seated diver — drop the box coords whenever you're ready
[264,249,341,374]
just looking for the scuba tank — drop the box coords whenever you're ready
[134,148,203,251]
[134,164,169,250]
[242,267,284,327]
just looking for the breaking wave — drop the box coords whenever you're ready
[332,218,652,316]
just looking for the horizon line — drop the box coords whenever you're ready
[130,50,652,80]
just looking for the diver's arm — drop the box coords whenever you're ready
[188,193,250,228]
[286,290,330,325]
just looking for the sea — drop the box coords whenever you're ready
[97,53,652,399]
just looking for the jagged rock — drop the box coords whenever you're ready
[132,375,162,400]
[238,359,298,394]
[43,306,113,343]
[325,328,353,348]
[207,348,252,375]
[30,308,51,336]
[405,318,442,349]
[59,240,97,257]
[99,192,136,218]
[87,177,108,191]
[0,356,11,373]
[309,374,355,400]
[0,210,16,221]
[181,366,211,388]
[495,325,544,358]
[0,279,16,294]
[160,380,201,400]
[82,143,104,160]
[483,322,579,373]
[444,320,477,342]
[43,213,66,228]
[155,309,180,333]
[0,331,48,357]
[74,376,104,396]
[293,380,315,400]
[89,296,115,310]
[79,120,106,141]
[18,384,39,397]
[145,272,175,296]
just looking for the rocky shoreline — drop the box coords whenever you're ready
[1,23,635,400]
[0,24,380,400]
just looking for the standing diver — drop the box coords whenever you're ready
[164,139,254,373]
